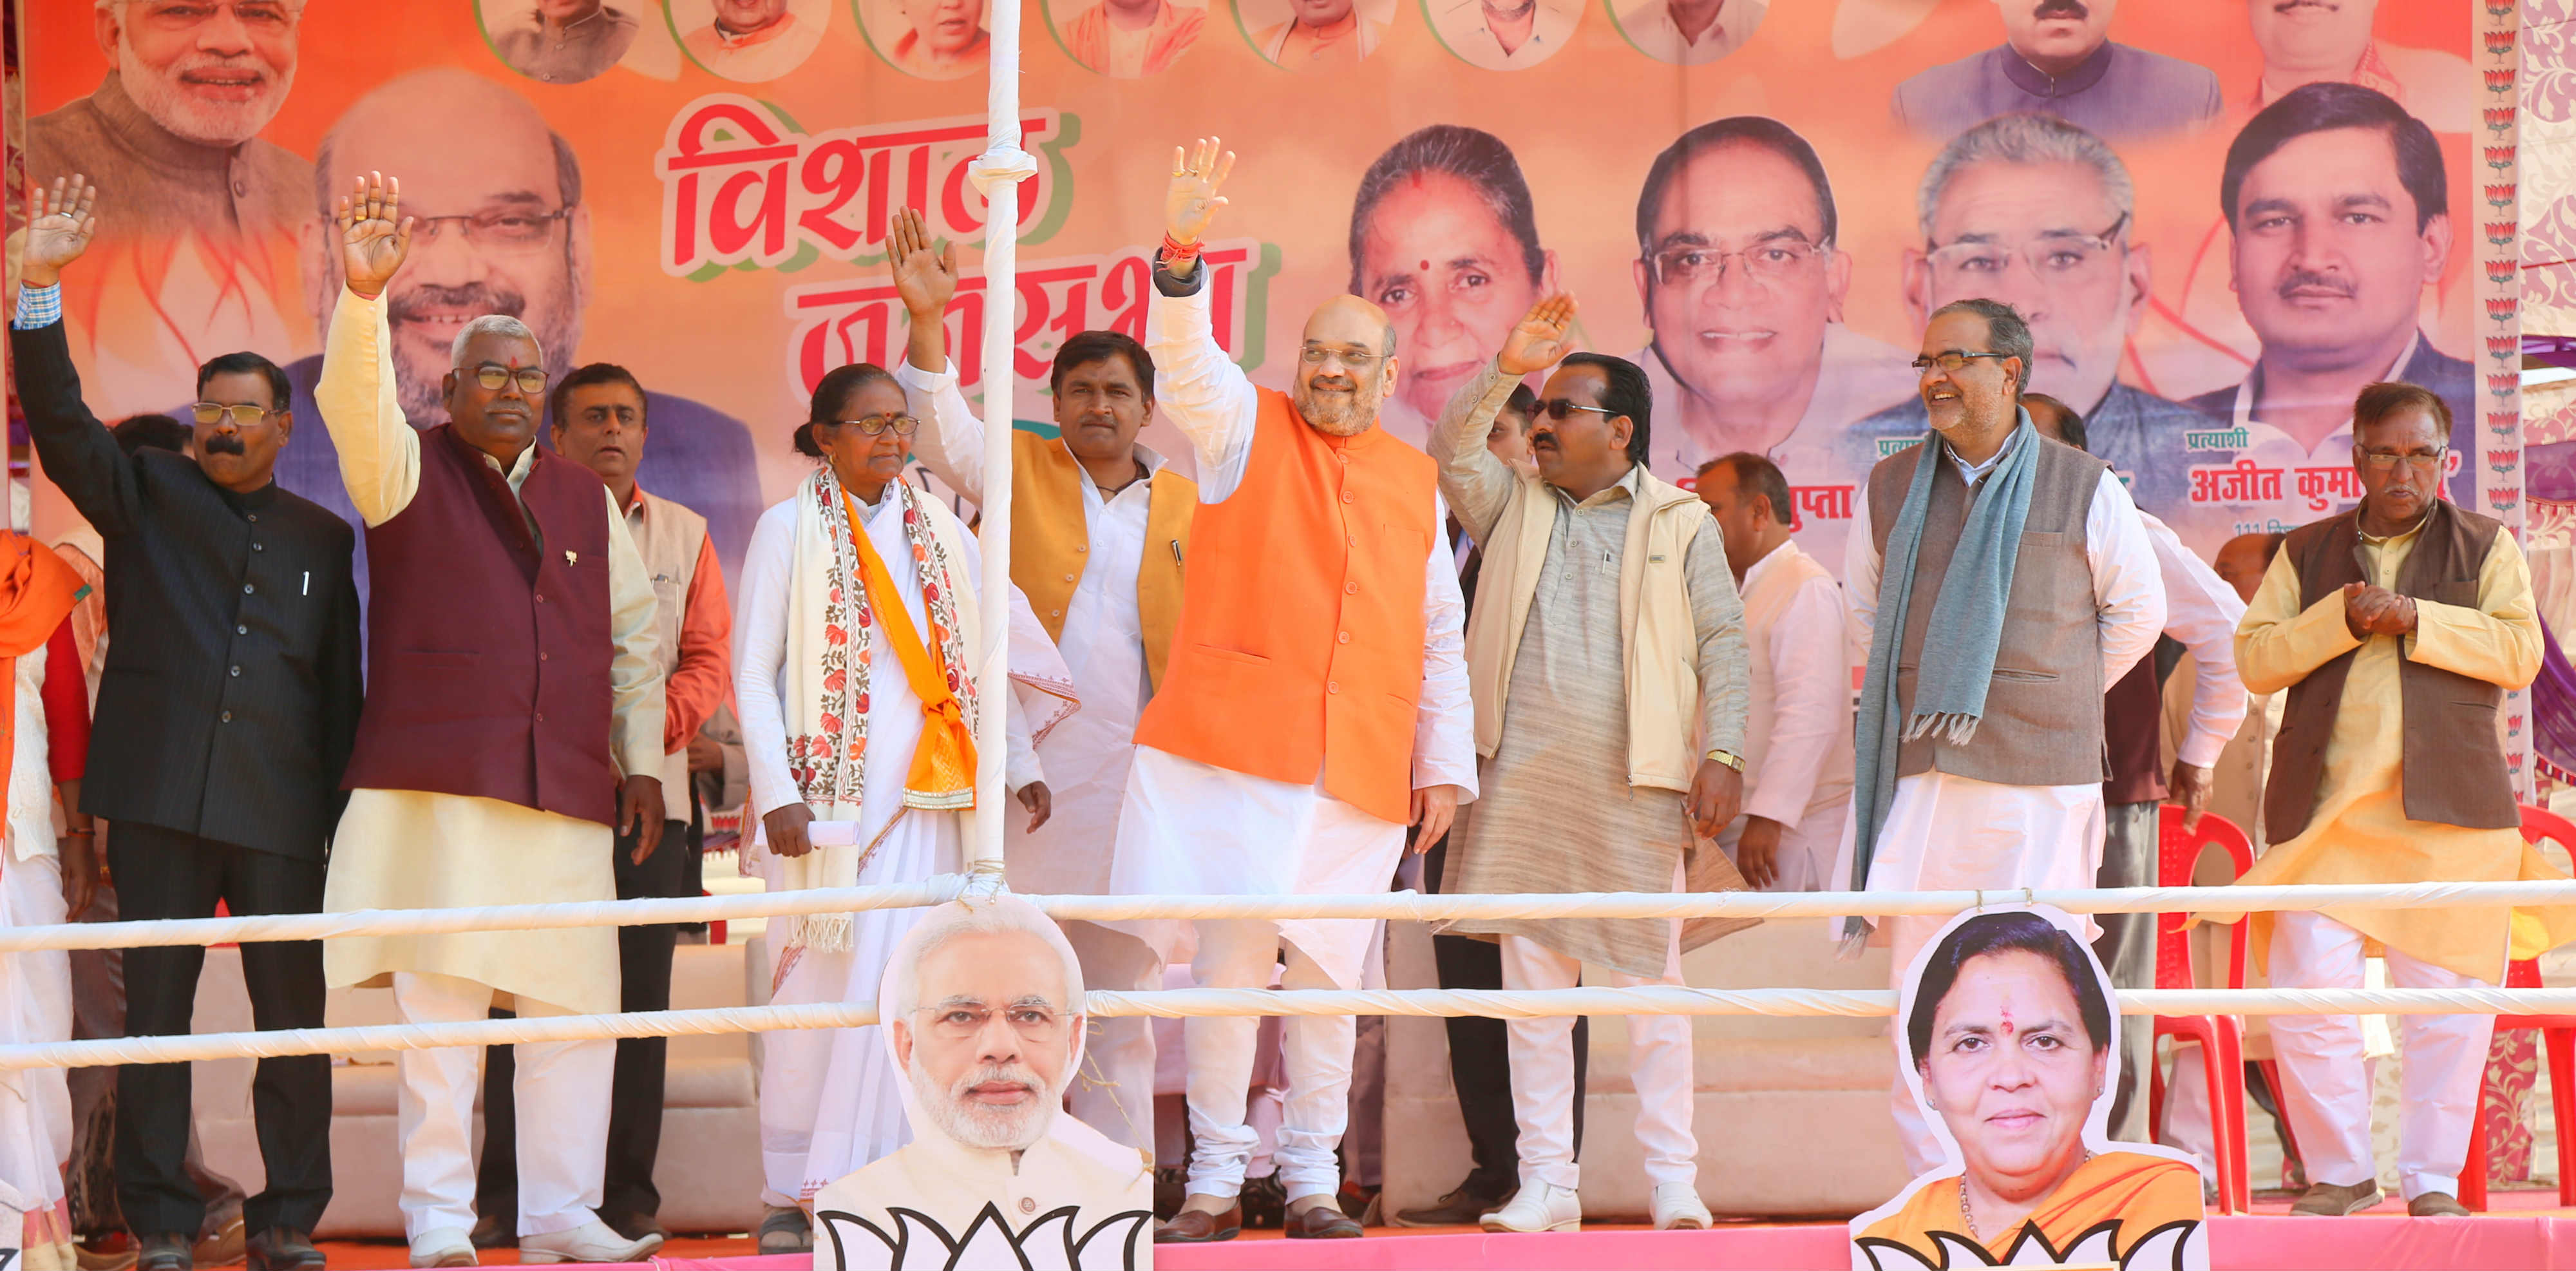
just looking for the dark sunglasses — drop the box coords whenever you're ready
[1535,398,1616,423]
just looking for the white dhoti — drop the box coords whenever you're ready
[1499,861,1696,1192]
[2267,910,2496,1201]
[1108,747,1409,1200]
[0,854,70,1212]
[1839,771,2107,1174]
[756,809,959,1206]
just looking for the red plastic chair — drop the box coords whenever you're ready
[2459,805,2576,1210]
[2144,805,2255,1213]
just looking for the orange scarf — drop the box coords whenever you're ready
[844,492,977,811]
[0,533,88,852]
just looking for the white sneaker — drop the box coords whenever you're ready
[1480,1180,1582,1233]
[408,1228,477,1268]
[519,1220,665,1264]
[1651,1181,1712,1231]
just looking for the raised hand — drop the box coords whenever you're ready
[1165,136,1235,249]
[335,171,414,300]
[1498,293,1578,377]
[889,206,959,318]
[21,176,101,289]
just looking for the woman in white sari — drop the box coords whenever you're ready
[735,362,1073,1251]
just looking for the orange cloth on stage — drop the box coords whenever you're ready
[1857,1151,2203,1267]
[844,490,976,812]
[1132,386,1438,826]
[0,533,88,841]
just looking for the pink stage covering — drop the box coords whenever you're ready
[1142,1216,2576,1271]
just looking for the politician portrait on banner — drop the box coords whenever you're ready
[1048,0,1208,76]
[1852,906,2210,1271]
[481,0,643,84]
[674,0,833,81]
[1240,0,1395,69]
[1426,0,1580,71]
[1630,116,1917,575]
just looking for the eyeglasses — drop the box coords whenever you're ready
[916,1002,1065,1042]
[1534,398,1616,423]
[832,414,921,437]
[2355,447,2447,472]
[1925,213,2130,288]
[472,365,550,394]
[1646,238,1824,287]
[133,1,303,33]
[1299,345,1383,370]
[410,207,576,255]
[191,402,272,426]
[1909,350,2012,375]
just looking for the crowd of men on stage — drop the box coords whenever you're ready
[2,109,2563,1267]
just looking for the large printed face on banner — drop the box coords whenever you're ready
[1852,905,2209,1271]
[809,898,1151,1270]
[14,0,2488,586]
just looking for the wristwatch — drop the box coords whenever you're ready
[1705,749,1746,773]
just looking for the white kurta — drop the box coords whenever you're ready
[314,289,663,1018]
[811,1114,1153,1271]
[735,487,981,1204]
[1,647,68,1213]
[898,359,1153,899]
[1719,539,1854,893]
[2137,508,2249,772]
[1102,283,1478,991]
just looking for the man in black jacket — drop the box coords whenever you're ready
[11,176,361,1271]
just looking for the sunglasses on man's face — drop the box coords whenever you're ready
[1533,398,1616,423]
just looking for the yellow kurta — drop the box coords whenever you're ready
[2219,522,2575,982]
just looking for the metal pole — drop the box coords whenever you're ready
[966,0,1034,879]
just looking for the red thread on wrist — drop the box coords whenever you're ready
[1160,233,1203,265]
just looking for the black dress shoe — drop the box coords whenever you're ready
[246,1228,325,1271]
[467,1214,513,1250]
[1394,1184,1513,1227]
[137,1234,194,1271]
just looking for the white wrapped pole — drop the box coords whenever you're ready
[965,0,1036,881]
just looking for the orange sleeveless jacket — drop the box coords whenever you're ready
[1132,387,1439,825]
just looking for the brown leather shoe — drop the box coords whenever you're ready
[2407,1192,2470,1218]
[1153,1206,1242,1243]
[1285,1204,1364,1239]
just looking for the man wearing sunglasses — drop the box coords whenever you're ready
[1844,296,2164,1177]
[311,172,668,1268]
[2224,381,2568,1219]
[1429,295,1749,1234]
[10,175,358,1271]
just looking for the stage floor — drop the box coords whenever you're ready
[284,1193,2576,1271]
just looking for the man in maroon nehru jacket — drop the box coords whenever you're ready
[312,172,668,1268]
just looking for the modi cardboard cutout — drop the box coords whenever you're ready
[813,895,1153,1271]
[1852,905,2209,1271]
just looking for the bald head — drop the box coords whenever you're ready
[1294,294,1399,437]
[306,69,588,425]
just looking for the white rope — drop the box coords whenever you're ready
[10,878,2576,953]
[6,985,2571,1071]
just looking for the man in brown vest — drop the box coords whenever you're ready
[2025,393,2249,1148]
[2225,381,2574,1218]
[471,363,734,1246]
[1112,139,1477,1243]
[884,207,1193,1152]
[312,173,668,1267]
[1844,298,2164,1175]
